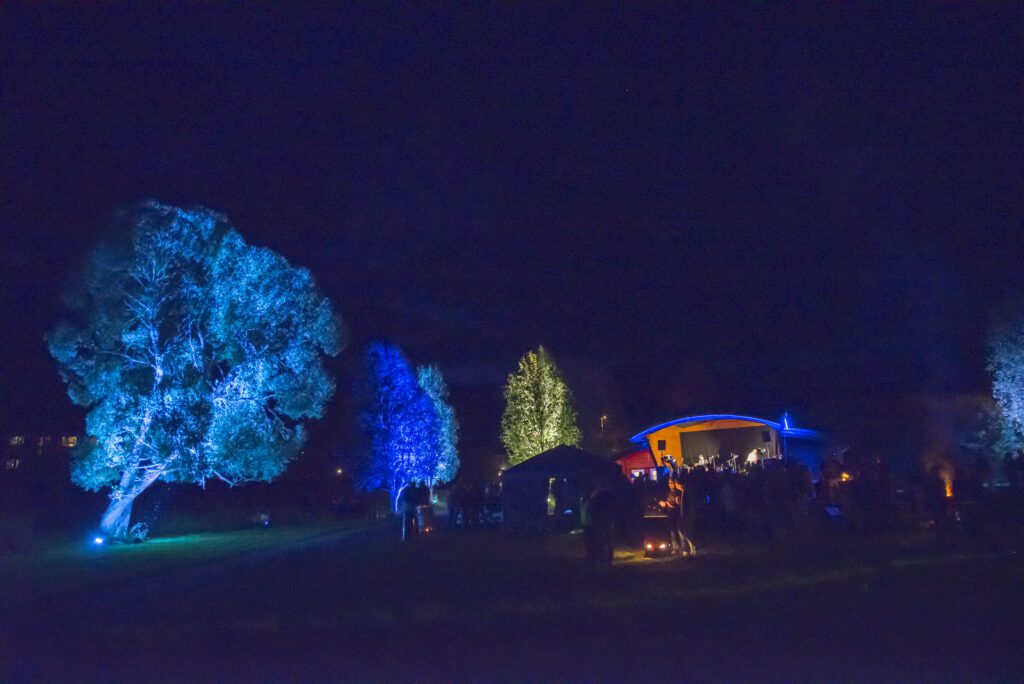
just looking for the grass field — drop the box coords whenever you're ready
[0,522,374,596]
[3,519,1024,682]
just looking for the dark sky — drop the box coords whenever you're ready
[2,4,1022,460]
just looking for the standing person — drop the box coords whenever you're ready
[415,482,433,534]
[719,472,740,536]
[447,484,464,529]
[924,465,948,536]
[679,475,697,556]
[659,478,684,552]
[465,484,484,529]
[583,486,616,566]
[1003,452,1017,490]
[398,484,418,542]
[580,486,593,556]
[974,453,993,490]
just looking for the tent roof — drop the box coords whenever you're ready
[504,445,621,478]
[629,413,822,444]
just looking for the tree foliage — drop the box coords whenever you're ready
[988,317,1024,448]
[357,345,460,502]
[417,364,460,485]
[960,401,1010,458]
[49,202,342,536]
[358,342,436,499]
[501,345,581,466]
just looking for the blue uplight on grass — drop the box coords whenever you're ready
[93,536,105,545]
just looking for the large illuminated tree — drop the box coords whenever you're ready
[417,364,460,485]
[501,345,581,466]
[49,202,342,538]
[358,342,436,506]
[988,316,1024,446]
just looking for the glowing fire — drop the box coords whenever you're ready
[840,472,852,482]
[922,452,955,500]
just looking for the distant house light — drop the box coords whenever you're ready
[5,459,20,470]
[38,436,52,447]
[61,436,78,448]
[9,435,24,446]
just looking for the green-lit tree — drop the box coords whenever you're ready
[501,345,581,466]
[49,202,343,538]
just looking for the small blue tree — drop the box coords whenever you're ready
[49,203,342,537]
[359,342,435,508]
[417,364,460,486]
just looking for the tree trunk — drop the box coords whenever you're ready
[99,469,162,539]
[99,495,135,539]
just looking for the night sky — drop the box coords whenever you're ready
[2,5,1021,466]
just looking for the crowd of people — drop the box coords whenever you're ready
[918,449,1024,538]
[629,458,821,542]
[400,448,1024,557]
[397,481,506,542]
[629,449,1024,547]
[571,459,822,564]
[444,482,501,530]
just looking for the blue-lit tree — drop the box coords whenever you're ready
[417,364,460,485]
[49,202,343,538]
[989,316,1024,447]
[358,342,436,507]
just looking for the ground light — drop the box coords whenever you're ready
[92,536,105,545]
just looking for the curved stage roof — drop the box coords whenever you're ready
[629,413,822,445]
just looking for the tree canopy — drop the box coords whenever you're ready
[49,202,342,536]
[417,364,460,485]
[501,345,581,466]
[988,316,1024,448]
[358,342,434,500]
[357,344,460,504]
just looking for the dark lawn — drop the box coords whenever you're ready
[2,521,1023,682]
